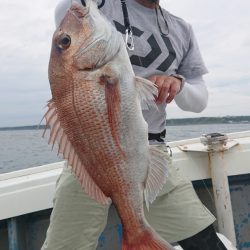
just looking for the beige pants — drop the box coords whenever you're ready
[42,145,215,250]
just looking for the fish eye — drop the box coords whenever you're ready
[57,34,71,50]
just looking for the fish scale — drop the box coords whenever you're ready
[71,79,123,193]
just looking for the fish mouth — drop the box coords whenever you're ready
[69,2,90,20]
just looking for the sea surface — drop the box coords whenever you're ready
[0,123,249,174]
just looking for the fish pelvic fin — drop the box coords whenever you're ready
[135,76,158,110]
[122,227,174,250]
[144,146,169,210]
[42,100,111,205]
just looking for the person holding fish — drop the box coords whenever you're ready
[42,0,227,249]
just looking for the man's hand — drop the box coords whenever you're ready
[148,75,182,104]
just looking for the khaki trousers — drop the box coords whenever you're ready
[42,145,215,250]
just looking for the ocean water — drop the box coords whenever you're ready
[0,123,249,174]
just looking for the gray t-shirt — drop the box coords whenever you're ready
[99,0,208,133]
[54,0,208,134]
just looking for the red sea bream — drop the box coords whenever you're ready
[44,1,174,249]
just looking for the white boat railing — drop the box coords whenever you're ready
[0,130,250,246]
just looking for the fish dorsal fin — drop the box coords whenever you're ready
[144,146,169,210]
[135,76,158,110]
[42,100,111,205]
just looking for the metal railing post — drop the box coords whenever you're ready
[7,217,20,250]
[201,133,237,246]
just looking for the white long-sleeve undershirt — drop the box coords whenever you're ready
[175,75,208,113]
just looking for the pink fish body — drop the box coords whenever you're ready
[45,1,173,249]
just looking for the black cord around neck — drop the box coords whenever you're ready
[80,0,105,9]
[120,0,132,33]
[98,0,105,9]
[155,5,169,36]
[80,0,86,7]
[120,0,134,50]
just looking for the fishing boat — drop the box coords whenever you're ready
[0,131,249,250]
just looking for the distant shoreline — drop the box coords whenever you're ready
[167,116,250,126]
[0,125,48,131]
[1,116,249,131]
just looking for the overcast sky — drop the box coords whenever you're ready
[0,0,250,127]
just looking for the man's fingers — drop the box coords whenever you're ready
[166,93,175,103]
[156,79,170,103]
[148,75,157,83]
[166,83,179,103]
[147,75,182,104]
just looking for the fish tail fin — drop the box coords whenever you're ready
[122,227,174,250]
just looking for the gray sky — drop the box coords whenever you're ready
[0,0,250,127]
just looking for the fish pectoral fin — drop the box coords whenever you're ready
[144,146,169,210]
[135,76,158,110]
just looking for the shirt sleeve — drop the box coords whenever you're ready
[174,75,208,113]
[177,25,208,79]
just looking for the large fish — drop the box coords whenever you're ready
[44,1,174,249]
